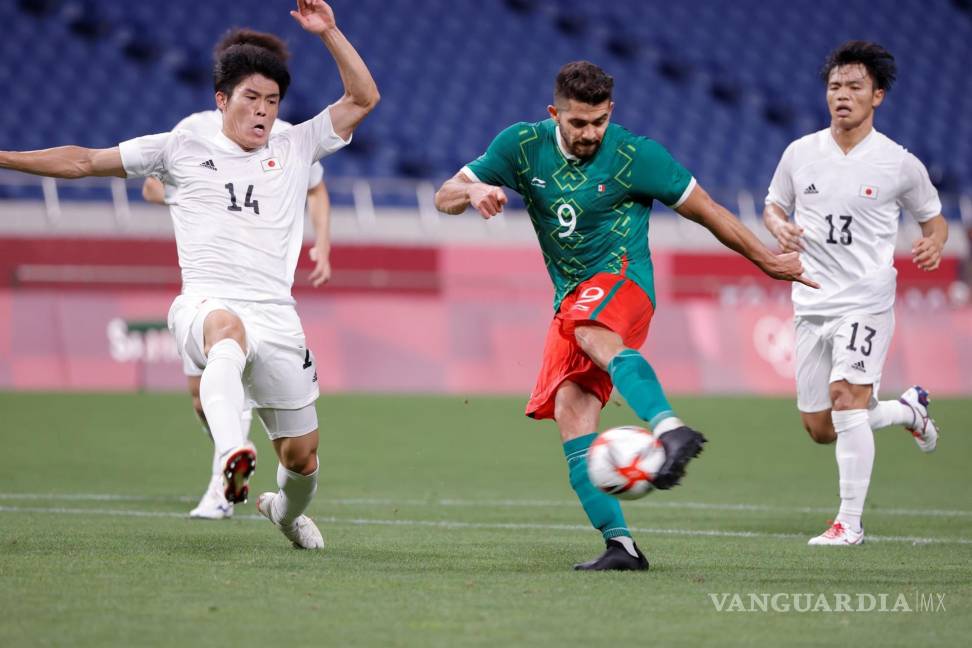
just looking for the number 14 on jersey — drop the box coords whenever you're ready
[225,183,260,215]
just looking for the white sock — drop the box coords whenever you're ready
[203,414,251,479]
[270,460,319,528]
[653,417,685,435]
[612,535,639,558]
[198,416,212,438]
[241,409,253,441]
[204,411,252,475]
[199,339,247,459]
[201,420,218,474]
[832,409,873,533]
[868,400,915,430]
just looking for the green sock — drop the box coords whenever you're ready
[563,433,630,540]
[607,349,676,428]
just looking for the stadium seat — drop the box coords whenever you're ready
[2,0,970,200]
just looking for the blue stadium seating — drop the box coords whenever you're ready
[3,0,971,201]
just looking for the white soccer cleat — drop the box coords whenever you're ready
[899,385,938,453]
[808,520,864,546]
[256,492,325,550]
[189,472,234,520]
[221,442,257,504]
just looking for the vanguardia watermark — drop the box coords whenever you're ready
[708,592,947,613]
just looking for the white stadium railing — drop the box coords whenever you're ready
[0,171,968,255]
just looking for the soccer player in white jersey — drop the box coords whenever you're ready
[0,0,379,549]
[141,29,334,521]
[763,41,949,546]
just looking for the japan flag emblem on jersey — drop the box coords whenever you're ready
[859,184,879,200]
[261,157,283,172]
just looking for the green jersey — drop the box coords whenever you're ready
[464,119,694,310]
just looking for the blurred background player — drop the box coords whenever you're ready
[141,28,334,521]
[763,41,948,546]
[0,0,379,549]
[435,61,816,571]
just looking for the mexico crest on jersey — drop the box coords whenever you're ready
[859,184,879,200]
[261,157,283,172]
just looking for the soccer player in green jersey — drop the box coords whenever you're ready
[435,61,816,571]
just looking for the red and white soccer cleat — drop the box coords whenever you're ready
[807,520,864,546]
[221,442,257,504]
[899,386,938,453]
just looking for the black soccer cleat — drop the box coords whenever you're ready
[652,426,707,490]
[573,539,649,571]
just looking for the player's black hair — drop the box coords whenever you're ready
[820,41,896,91]
[554,61,614,106]
[213,43,291,100]
[214,28,290,62]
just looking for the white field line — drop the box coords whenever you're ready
[0,504,970,546]
[0,492,971,519]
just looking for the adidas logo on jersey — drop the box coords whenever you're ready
[851,360,866,372]
[199,159,217,172]
[803,183,818,194]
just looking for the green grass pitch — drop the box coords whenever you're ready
[1,392,970,647]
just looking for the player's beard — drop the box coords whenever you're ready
[569,136,601,160]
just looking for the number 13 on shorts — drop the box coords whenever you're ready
[834,310,894,382]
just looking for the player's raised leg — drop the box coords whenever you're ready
[525,297,648,571]
[255,407,324,550]
[200,309,256,504]
[554,381,648,571]
[800,391,937,454]
[576,324,706,490]
[869,386,939,452]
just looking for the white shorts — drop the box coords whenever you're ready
[793,309,895,412]
[183,352,203,378]
[167,295,320,438]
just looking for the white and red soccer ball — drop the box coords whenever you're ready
[586,426,666,499]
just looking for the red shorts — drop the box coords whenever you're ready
[525,273,655,420]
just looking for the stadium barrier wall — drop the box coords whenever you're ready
[1,242,969,396]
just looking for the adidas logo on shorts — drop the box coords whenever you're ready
[804,183,818,194]
[851,360,866,372]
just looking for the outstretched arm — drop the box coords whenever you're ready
[676,183,819,288]
[306,181,333,287]
[434,172,508,218]
[0,146,125,179]
[290,0,379,141]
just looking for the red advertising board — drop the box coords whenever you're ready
[1,240,969,396]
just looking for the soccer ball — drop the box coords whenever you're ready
[586,426,666,500]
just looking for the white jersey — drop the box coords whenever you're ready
[161,110,324,202]
[120,107,349,303]
[766,128,941,317]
